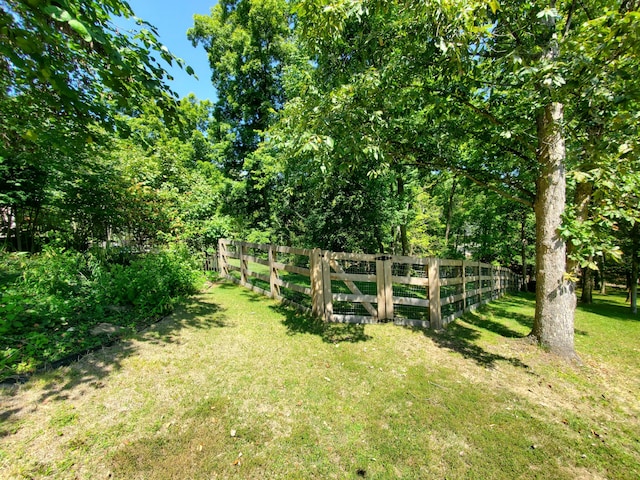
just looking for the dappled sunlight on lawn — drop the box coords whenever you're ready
[412,320,534,371]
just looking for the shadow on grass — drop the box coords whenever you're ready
[415,321,533,371]
[577,294,639,322]
[420,317,530,370]
[404,296,536,371]
[215,281,370,343]
[0,291,228,424]
[272,304,372,344]
[463,307,530,338]
[215,281,267,303]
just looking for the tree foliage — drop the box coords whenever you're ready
[0,0,187,124]
[188,0,297,173]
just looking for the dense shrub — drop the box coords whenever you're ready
[0,245,201,380]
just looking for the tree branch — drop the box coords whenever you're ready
[563,0,577,37]
[398,154,535,209]
[450,93,538,155]
[452,167,535,208]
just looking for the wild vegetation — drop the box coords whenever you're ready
[0,246,201,381]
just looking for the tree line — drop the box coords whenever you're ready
[1,0,639,359]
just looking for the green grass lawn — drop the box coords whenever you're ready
[1,283,638,479]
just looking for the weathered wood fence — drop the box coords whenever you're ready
[217,239,522,329]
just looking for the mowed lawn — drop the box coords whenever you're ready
[1,282,639,479]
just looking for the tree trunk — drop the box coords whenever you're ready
[14,206,22,252]
[530,102,577,359]
[568,177,594,303]
[28,205,40,253]
[444,179,457,246]
[600,255,606,294]
[581,260,594,304]
[521,211,528,291]
[1,208,8,249]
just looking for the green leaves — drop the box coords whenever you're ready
[188,0,296,172]
[68,19,92,42]
[536,8,560,24]
[44,5,92,41]
[3,0,182,132]
[0,246,200,380]
[44,5,72,22]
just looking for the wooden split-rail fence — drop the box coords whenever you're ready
[215,239,522,329]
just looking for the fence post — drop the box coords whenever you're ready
[479,261,484,303]
[269,244,280,299]
[492,266,496,299]
[240,242,248,286]
[502,269,506,295]
[310,248,324,317]
[321,251,333,321]
[461,260,467,312]
[376,258,386,321]
[218,239,228,277]
[376,257,393,322]
[494,267,498,298]
[428,258,442,329]
[384,259,393,321]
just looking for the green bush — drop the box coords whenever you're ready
[0,244,200,380]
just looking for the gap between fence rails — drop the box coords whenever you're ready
[214,239,523,329]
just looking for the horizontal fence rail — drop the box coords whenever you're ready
[217,239,522,329]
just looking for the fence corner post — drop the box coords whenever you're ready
[269,244,279,299]
[321,250,333,321]
[310,248,324,317]
[428,257,442,329]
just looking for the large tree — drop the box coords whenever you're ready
[188,0,297,175]
[284,0,640,358]
[0,0,192,250]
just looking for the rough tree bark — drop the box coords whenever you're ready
[530,102,577,359]
[397,176,409,256]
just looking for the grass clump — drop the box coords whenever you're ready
[0,244,200,380]
[0,283,638,479]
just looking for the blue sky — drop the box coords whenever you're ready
[124,0,218,101]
